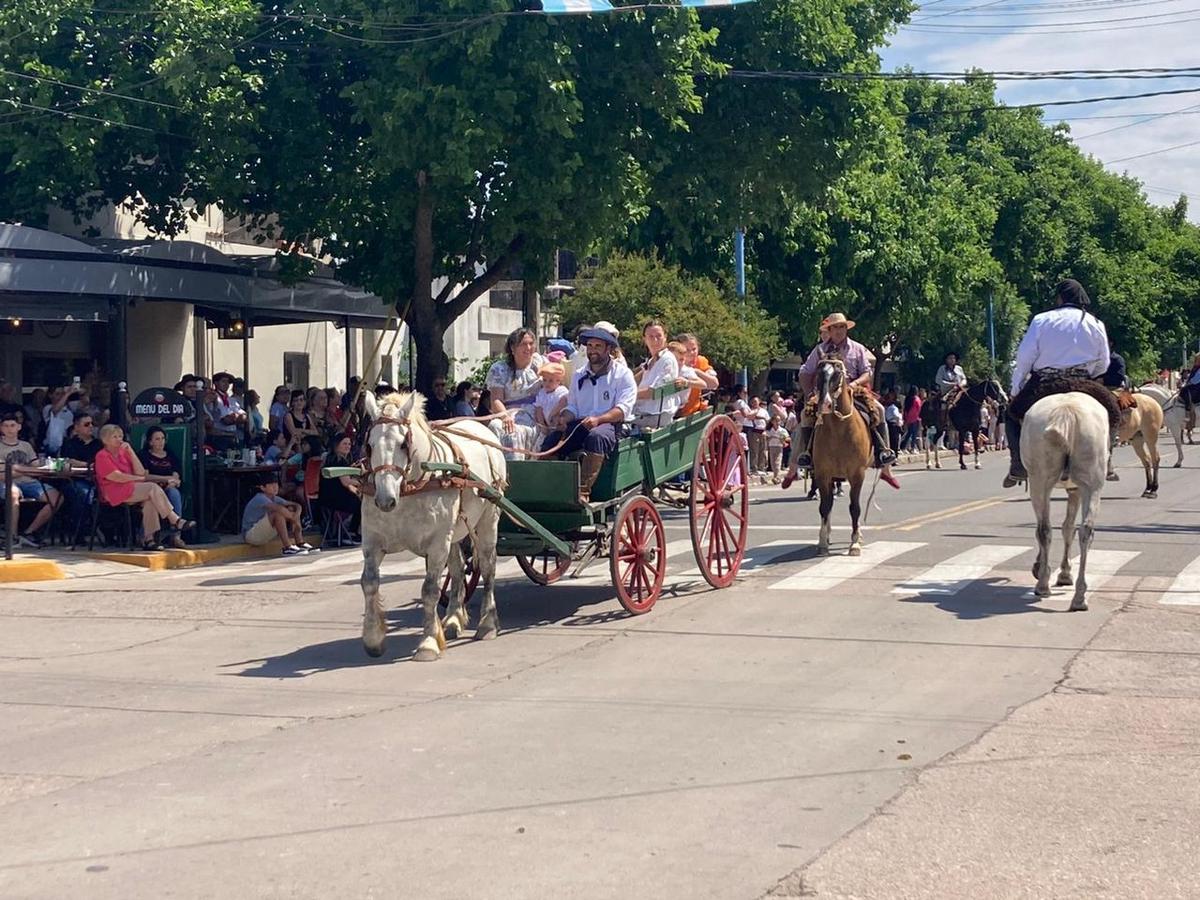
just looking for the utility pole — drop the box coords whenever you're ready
[735,227,747,387]
[986,289,996,369]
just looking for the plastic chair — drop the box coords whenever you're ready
[87,473,139,551]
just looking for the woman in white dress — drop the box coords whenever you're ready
[486,327,546,457]
[633,320,682,429]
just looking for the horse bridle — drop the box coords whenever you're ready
[364,414,413,478]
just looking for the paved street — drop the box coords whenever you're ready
[1,444,1198,899]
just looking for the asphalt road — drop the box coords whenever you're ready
[1,443,1198,899]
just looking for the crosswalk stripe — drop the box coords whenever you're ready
[767,541,926,592]
[892,545,1026,597]
[1159,554,1200,605]
[1072,549,1140,593]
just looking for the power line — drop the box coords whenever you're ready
[0,68,186,110]
[913,0,1188,16]
[728,66,1200,83]
[1104,137,1200,163]
[0,99,190,139]
[1072,100,1200,140]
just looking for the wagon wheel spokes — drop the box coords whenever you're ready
[610,495,666,615]
[690,415,750,589]
[516,544,573,586]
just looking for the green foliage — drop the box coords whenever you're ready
[554,253,782,374]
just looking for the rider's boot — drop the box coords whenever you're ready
[870,422,900,489]
[1106,424,1121,481]
[578,453,605,503]
[1003,417,1026,488]
[792,426,814,469]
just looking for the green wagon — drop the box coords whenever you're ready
[467,405,750,615]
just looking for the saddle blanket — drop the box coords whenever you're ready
[1008,371,1121,428]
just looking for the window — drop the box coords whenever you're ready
[283,352,309,390]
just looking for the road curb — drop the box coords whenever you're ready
[87,534,322,571]
[0,559,66,582]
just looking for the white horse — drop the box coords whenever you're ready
[1021,393,1109,611]
[1136,384,1188,468]
[360,391,507,661]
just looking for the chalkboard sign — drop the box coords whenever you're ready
[132,387,194,421]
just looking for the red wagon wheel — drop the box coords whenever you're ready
[690,414,750,588]
[439,547,480,609]
[610,495,667,615]
[516,548,572,585]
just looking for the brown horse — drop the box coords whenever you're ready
[811,357,873,556]
[1116,391,1164,498]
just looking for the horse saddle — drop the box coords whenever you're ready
[1010,371,1121,428]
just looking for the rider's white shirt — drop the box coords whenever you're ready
[1010,305,1109,396]
[935,364,966,393]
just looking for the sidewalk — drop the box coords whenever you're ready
[0,533,315,582]
[763,592,1200,898]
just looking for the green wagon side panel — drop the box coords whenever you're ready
[590,436,645,502]
[505,461,580,512]
[639,409,712,485]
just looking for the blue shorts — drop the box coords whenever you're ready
[17,481,46,501]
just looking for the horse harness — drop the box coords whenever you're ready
[364,414,478,499]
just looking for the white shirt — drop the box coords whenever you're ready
[935,364,966,393]
[42,405,73,454]
[211,392,243,436]
[750,406,770,432]
[568,359,638,422]
[634,349,681,418]
[533,385,568,423]
[885,403,902,426]
[765,426,789,448]
[1010,305,1109,395]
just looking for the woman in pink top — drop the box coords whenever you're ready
[95,424,194,551]
[901,386,923,452]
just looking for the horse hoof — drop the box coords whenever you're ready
[442,619,463,640]
[960,463,967,470]
[816,545,830,556]
[1069,600,1089,612]
[1143,491,1157,499]
[412,647,441,662]
[364,643,385,658]
[1056,573,1074,587]
[847,546,862,557]
[474,626,499,642]
[974,463,982,470]
[935,463,941,469]
[925,464,931,470]
[1034,585,1052,598]
[1175,462,1182,468]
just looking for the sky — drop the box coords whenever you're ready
[880,0,1200,221]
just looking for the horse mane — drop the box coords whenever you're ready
[379,391,429,426]
[1115,390,1137,411]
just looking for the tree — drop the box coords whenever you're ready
[553,253,782,374]
[230,3,722,391]
[0,1,260,233]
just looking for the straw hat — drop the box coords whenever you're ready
[820,312,855,329]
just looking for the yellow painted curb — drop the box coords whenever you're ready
[87,534,323,571]
[0,559,67,583]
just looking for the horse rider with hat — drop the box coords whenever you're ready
[787,312,900,490]
[541,321,638,502]
[1003,278,1122,488]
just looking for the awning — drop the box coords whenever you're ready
[0,224,395,327]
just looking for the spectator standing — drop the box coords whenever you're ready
[901,386,923,452]
[884,393,903,454]
[207,373,245,450]
[283,390,317,453]
[765,415,789,484]
[268,386,291,432]
[748,396,770,474]
[244,390,264,441]
[42,387,74,455]
[23,388,46,442]
[1,412,58,548]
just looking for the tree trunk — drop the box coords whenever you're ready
[407,170,446,395]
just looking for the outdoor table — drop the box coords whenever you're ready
[3,460,91,560]
[204,463,282,534]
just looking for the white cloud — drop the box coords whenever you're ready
[882,0,1200,220]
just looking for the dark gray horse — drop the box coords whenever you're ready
[946,378,1007,470]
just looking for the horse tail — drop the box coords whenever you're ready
[1043,404,1076,478]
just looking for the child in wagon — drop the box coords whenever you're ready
[533,360,569,438]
